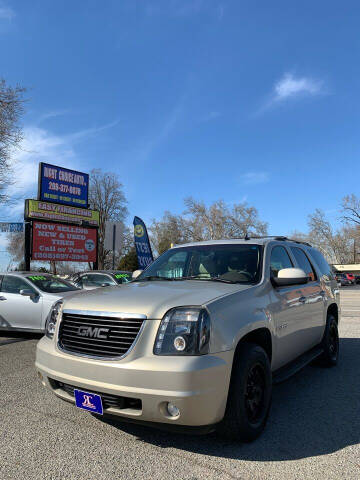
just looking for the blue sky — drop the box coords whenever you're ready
[0,0,359,267]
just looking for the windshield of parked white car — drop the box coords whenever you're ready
[26,275,80,293]
[137,244,262,284]
[112,272,131,284]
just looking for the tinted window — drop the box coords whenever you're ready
[81,274,117,287]
[270,246,293,277]
[290,247,317,281]
[309,249,333,280]
[26,275,79,293]
[2,276,37,294]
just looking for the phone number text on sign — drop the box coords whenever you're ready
[39,162,89,207]
[32,221,97,262]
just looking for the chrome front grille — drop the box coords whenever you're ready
[58,310,145,359]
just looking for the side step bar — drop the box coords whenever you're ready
[273,345,324,384]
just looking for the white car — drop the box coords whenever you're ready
[0,272,80,333]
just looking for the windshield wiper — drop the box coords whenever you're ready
[177,276,238,284]
[137,275,176,281]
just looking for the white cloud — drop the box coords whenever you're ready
[146,0,204,17]
[0,4,15,20]
[240,172,269,185]
[200,111,221,122]
[217,4,224,20]
[273,73,324,102]
[1,119,118,218]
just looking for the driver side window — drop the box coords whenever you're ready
[2,276,36,295]
[270,246,293,278]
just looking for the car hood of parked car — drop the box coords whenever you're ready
[62,280,252,319]
[44,289,86,303]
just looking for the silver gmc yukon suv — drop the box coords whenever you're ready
[36,237,340,441]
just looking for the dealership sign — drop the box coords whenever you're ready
[38,162,89,207]
[32,221,97,262]
[25,199,99,227]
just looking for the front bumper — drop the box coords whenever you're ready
[36,336,233,427]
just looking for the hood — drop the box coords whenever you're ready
[62,280,251,319]
[44,289,86,303]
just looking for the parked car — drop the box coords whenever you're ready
[336,273,354,286]
[355,275,360,284]
[36,237,340,442]
[69,270,131,290]
[344,273,355,284]
[0,272,80,332]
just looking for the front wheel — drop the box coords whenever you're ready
[217,343,272,442]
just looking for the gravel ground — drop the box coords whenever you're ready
[0,286,359,480]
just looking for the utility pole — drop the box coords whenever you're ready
[112,224,116,270]
[24,221,31,271]
[354,238,357,264]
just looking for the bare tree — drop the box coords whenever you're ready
[150,211,188,254]
[341,194,360,226]
[0,79,26,204]
[307,209,355,264]
[183,197,268,241]
[151,197,268,255]
[88,169,128,269]
[6,231,24,264]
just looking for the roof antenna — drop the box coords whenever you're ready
[244,233,250,240]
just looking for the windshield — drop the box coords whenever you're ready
[26,275,80,293]
[112,272,131,284]
[138,244,262,284]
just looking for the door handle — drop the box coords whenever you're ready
[299,296,306,303]
[0,296,7,301]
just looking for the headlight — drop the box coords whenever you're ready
[154,307,210,356]
[45,301,63,339]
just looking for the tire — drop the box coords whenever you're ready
[217,343,272,442]
[318,314,339,367]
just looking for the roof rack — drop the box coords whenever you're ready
[242,235,312,247]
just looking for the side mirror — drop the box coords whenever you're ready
[132,269,143,280]
[272,268,308,287]
[20,289,36,298]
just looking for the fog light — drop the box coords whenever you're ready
[174,336,186,351]
[167,402,180,417]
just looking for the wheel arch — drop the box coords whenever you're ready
[327,303,338,324]
[234,327,272,363]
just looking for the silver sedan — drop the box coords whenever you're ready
[0,272,81,333]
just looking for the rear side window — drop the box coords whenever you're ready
[309,249,333,280]
[270,246,293,277]
[290,247,317,282]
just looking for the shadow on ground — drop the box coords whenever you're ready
[99,337,360,461]
[0,330,42,345]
